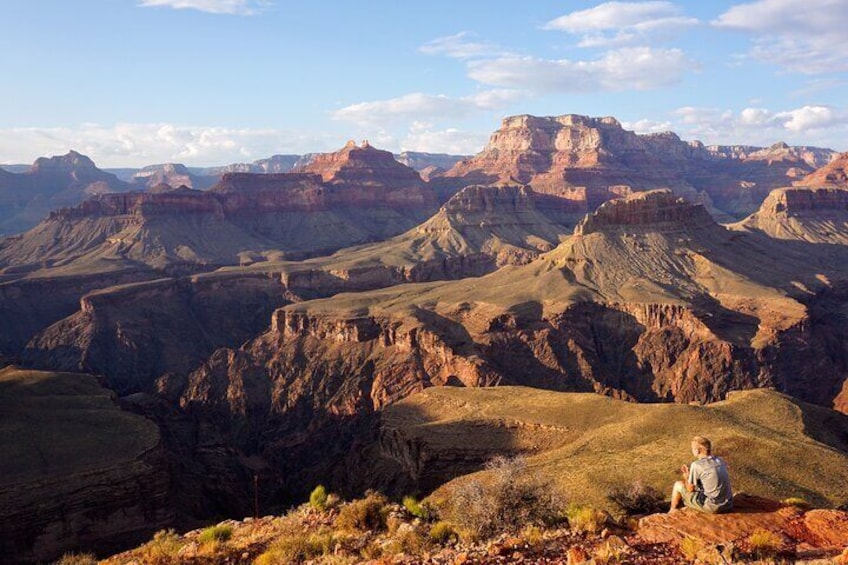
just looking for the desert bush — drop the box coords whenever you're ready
[138,529,183,565]
[746,528,784,560]
[53,553,98,565]
[429,520,459,545]
[565,504,606,535]
[387,523,426,555]
[442,456,562,541]
[606,480,665,515]
[310,484,329,511]
[402,495,429,519]
[335,491,390,532]
[198,523,233,544]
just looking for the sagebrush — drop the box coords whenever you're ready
[441,455,563,540]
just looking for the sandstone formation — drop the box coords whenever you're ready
[24,273,291,394]
[0,150,132,235]
[797,151,848,188]
[639,495,848,559]
[395,151,466,172]
[154,191,848,509]
[735,186,848,244]
[19,185,566,395]
[0,367,172,563]
[131,162,217,191]
[434,115,837,221]
[0,142,438,275]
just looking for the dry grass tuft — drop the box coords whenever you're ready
[137,529,183,565]
[335,491,390,532]
[746,528,784,560]
[565,504,606,535]
[53,553,98,565]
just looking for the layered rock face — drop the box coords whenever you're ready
[131,163,217,191]
[19,185,566,393]
[435,114,835,220]
[0,150,132,235]
[168,190,848,505]
[736,186,848,244]
[24,273,291,394]
[0,143,439,273]
[0,368,172,563]
[798,151,848,187]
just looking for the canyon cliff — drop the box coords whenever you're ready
[0,142,438,275]
[155,190,848,506]
[0,151,132,236]
[432,115,837,221]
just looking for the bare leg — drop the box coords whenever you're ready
[669,480,684,513]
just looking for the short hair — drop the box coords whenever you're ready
[692,436,712,454]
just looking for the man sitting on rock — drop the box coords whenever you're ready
[669,436,733,514]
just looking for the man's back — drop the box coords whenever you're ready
[689,455,733,512]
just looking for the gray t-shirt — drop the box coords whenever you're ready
[689,455,733,512]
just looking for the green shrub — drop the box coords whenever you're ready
[606,480,665,515]
[441,456,563,541]
[310,485,329,511]
[565,504,606,535]
[402,496,429,519]
[138,529,183,565]
[335,491,390,532]
[198,523,233,544]
[429,521,458,545]
[53,553,98,565]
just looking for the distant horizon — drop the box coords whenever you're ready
[2,1,846,167]
[1,114,841,171]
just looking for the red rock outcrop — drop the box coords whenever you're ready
[0,142,440,273]
[0,150,132,235]
[736,186,848,244]
[131,163,216,191]
[434,114,836,220]
[294,140,426,191]
[798,151,848,187]
[639,495,848,560]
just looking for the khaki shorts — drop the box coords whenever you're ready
[674,482,710,513]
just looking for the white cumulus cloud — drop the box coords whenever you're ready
[669,104,846,147]
[0,123,336,168]
[714,0,848,73]
[543,1,698,47]
[401,122,487,155]
[138,0,271,15]
[332,90,526,126]
[468,47,692,92]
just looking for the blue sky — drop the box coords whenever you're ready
[1,0,846,166]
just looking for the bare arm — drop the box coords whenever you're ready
[680,464,695,492]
